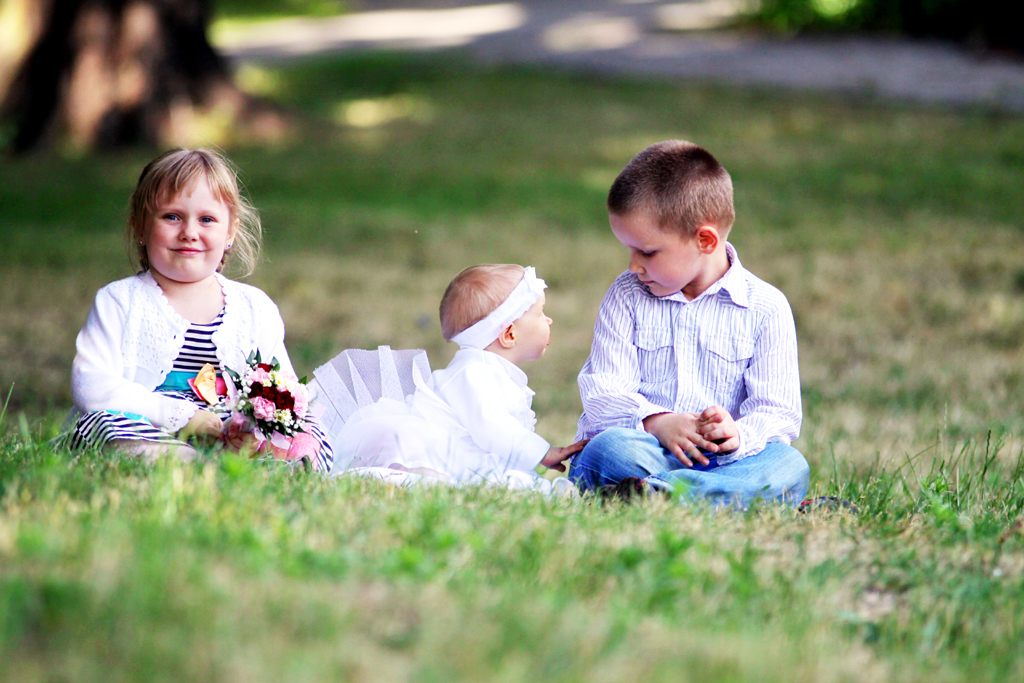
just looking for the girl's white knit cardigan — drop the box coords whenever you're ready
[71,271,295,432]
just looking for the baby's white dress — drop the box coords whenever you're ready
[311,346,574,494]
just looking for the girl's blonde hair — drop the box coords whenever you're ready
[126,148,262,277]
[439,264,525,341]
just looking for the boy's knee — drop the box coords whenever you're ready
[761,442,810,502]
[583,427,633,455]
[569,427,659,489]
[569,429,624,487]
[577,428,656,466]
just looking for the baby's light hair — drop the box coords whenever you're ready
[608,140,734,237]
[126,148,262,277]
[439,264,526,341]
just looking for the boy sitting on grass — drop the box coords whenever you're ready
[568,140,810,507]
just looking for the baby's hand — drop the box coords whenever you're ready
[179,409,223,444]
[696,405,739,453]
[541,439,590,472]
[642,412,718,467]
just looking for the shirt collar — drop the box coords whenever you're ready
[657,241,749,308]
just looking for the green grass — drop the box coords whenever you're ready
[214,0,349,22]
[2,430,1023,681]
[2,51,1024,680]
[3,53,1024,462]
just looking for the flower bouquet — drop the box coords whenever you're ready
[222,351,320,464]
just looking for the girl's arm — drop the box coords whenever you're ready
[72,288,199,431]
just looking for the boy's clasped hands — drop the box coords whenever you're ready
[643,405,738,467]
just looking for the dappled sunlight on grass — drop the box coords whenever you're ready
[3,53,1024,468]
[6,45,1024,682]
[332,93,435,128]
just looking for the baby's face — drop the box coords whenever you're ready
[511,293,552,362]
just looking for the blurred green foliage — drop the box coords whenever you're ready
[213,0,347,21]
[753,0,1020,52]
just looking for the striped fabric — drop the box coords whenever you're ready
[575,243,802,464]
[171,310,223,373]
[63,389,225,450]
[64,311,335,472]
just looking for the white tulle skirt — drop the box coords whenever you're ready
[310,346,575,496]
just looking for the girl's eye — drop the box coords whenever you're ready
[199,216,215,224]
[163,213,179,221]
[640,251,656,258]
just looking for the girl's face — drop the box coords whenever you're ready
[143,178,236,288]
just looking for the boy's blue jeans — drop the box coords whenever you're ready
[568,428,810,508]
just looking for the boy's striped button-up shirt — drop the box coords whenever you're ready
[576,243,801,464]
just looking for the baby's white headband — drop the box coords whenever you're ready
[451,267,547,351]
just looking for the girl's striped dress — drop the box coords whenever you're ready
[65,310,334,471]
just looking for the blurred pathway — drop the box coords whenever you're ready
[215,0,1024,112]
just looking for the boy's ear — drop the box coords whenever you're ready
[695,225,720,253]
[496,324,516,349]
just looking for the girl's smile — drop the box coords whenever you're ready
[143,178,236,291]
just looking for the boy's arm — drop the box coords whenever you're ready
[731,295,802,459]
[577,279,673,438]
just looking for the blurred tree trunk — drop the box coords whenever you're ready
[0,0,287,153]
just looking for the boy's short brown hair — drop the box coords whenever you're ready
[608,140,734,237]
[439,264,524,341]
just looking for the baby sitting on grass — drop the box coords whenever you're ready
[321,264,587,492]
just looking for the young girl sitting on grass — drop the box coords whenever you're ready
[64,148,333,472]
[321,264,586,491]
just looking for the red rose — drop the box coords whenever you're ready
[274,389,295,411]
[257,363,274,372]
[250,382,267,399]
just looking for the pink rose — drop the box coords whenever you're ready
[292,389,309,418]
[249,368,272,386]
[252,396,276,421]
[286,432,320,466]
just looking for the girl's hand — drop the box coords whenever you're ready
[541,439,590,472]
[222,415,261,455]
[178,409,223,443]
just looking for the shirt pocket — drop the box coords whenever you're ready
[699,334,755,391]
[634,325,675,385]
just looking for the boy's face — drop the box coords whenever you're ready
[610,211,705,298]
